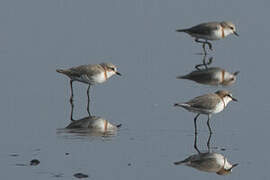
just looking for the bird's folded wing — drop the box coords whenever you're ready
[186,94,219,110]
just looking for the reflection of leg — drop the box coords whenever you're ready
[194,114,200,134]
[69,80,74,121]
[207,132,212,151]
[70,98,74,121]
[194,131,200,153]
[69,80,74,103]
[195,56,213,70]
[87,85,91,117]
[207,115,212,134]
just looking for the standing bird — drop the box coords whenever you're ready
[177,67,239,86]
[56,62,121,118]
[174,90,237,134]
[174,152,238,175]
[176,21,239,54]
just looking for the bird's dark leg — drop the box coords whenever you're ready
[194,131,200,154]
[87,84,91,117]
[202,43,207,55]
[205,40,212,51]
[70,98,74,121]
[195,56,213,70]
[207,131,212,152]
[194,114,200,134]
[69,80,74,103]
[195,38,213,55]
[207,115,212,134]
[69,80,74,121]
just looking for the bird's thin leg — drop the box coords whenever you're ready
[87,85,91,117]
[207,115,212,134]
[70,98,74,121]
[195,55,213,70]
[194,131,200,154]
[202,43,207,55]
[194,114,200,134]
[195,38,207,55]
[202,54,208,69]
[69,80,74,103]
[195,38,213,54]
[69,80,75,121]
[207,132,212,152]
[205,40,213,51]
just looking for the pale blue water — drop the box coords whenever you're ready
[0,0,269,179]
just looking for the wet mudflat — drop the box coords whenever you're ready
[0,0,270,179]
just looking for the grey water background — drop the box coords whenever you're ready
[0,0,269,179]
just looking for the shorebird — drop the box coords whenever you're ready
[174,90,237,134]
[56,62,121,118]
[176,21,239,54]
[177,67,239,86]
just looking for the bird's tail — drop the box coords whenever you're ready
[176,29,189,33]
[174,103,190,108]
[56,69,71,76]
[174,160,187,165]
[176,75,189,79]
[56,69,65,73]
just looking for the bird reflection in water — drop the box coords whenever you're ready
[63,116,122,137]
[58,101,121,137]
[177,55,239,86]
[174,133,238,175]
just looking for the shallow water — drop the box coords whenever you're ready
[1,0,270,179]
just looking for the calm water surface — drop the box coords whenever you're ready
[0,0,269,179]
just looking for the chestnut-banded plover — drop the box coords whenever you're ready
[176,21,239,54]
[56,62,121,117]
[174,90,237,134]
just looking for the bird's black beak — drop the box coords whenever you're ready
[231,97,238,102]
[234,31,239,37]
[228,163,239,171]
[233,71,240,76]
[115,72,122,76]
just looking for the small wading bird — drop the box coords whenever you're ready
[176,21,239,54]
[177,67,239,86]
[56,62,121,118]
[174,90,237,134]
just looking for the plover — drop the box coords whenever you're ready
[176,21,239,53]
[177,67,239,86]
[174,152,238,175]
[174,90,237,134]
[56,62,121,117]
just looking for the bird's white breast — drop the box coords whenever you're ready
[212,96,232,114]
[90,72,107,84]
[212,100,225,114]
[211,28,223,40]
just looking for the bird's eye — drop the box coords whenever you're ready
[230,26,234,30]
[230,77,235,81]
